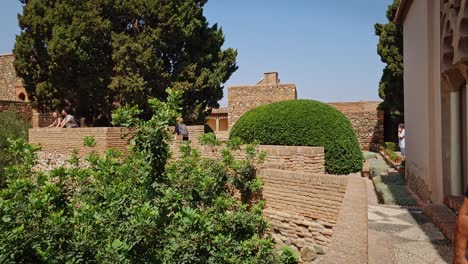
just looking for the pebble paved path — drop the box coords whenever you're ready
[366,178,454,264]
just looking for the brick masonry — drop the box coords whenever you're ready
[0,54,21,101]
[29,127,131,156]
[228,83,297,128]
[171,140,326,174]
[406,160,432,203]
[259,169,348,262]
[0,100,33,124]
[321,177,368,263]
[328,101,384,151]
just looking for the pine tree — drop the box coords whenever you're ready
[375,0,404,122]
[14,0,237,125]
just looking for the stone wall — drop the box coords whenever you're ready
[0,100,33,124]
[170,127,326,174]
[259,169,348,262]
[228,83,297,128]
[406,160,432,203]
[328,101,384,151]
[0,54,20,101]
[29,127,131,156]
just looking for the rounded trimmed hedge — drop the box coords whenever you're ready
[229,100,363,174]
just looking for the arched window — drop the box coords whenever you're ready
[18,92,26,101]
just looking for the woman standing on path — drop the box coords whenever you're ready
[398,123,405,159]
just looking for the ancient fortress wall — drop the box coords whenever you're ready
[328,102,384,151]
[228,72,297,128]
[0,54,19,101]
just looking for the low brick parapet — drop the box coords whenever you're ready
[29,127,131,156]
[322,177,368,263]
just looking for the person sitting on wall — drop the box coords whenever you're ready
[455,188,468,264]
[46,112,62,128]
[59,109,78,128]
[173,117,189,141]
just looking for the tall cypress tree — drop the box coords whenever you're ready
[14,0,237,125]
[375,0,404,141]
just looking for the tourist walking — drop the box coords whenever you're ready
[174,117,189,141]
[398,123,405,158]
[46,112,62,128]
[59,109,78,128]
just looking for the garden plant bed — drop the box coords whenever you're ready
[364,151,416,207]
[379,150,401,170]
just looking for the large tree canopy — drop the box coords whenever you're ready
[14,0,237,125]
[374,0,404,122]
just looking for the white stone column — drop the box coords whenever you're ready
[451,91,463,195]
[215,118,220,132]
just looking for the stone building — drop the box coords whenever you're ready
[209,72,384,151]
[0,53,36,124]
[228,72,297,128]
[0,54,28,102]
[395,0,468,203]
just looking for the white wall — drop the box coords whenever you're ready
[403,1,435,201]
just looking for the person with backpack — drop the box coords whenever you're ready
[174,117,189,141]
[59,109,79,128]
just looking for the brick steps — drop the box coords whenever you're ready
[422,203,457,241]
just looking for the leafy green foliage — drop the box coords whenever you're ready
[0,108,31,185]
[280,246,299,264]
[83,136,96,147]
[384,148,400,163]
[230,100,363,174]
[14,0,237,125]
[383,142,397,151]
[375,0,404,122]
[0,90,293,263]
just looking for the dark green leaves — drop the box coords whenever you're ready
[374,0,404,121]
[14,0,237,125]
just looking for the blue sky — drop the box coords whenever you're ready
[0,0,391,106]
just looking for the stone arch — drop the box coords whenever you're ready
[18,92,26,102]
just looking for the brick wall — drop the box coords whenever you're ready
[406,160,432,203]
[29,127,131,156]
[260,169,348,262]
[328,101,384,151]
[0,100,33,124]
[171,141,326,174]
[0,54,20,101]
[228,84,297,128]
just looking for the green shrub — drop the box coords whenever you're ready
[373,172,416,206]
[383,142,396,151]
[363,151,377,161]
[230,100,363,175]
[280,246,298,264]
[204,124,214,134]
[0,108,31,186]
[0,89,291,263]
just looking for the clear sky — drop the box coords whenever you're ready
[0,0,392,106]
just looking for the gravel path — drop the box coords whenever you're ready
[366,178,454,264]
